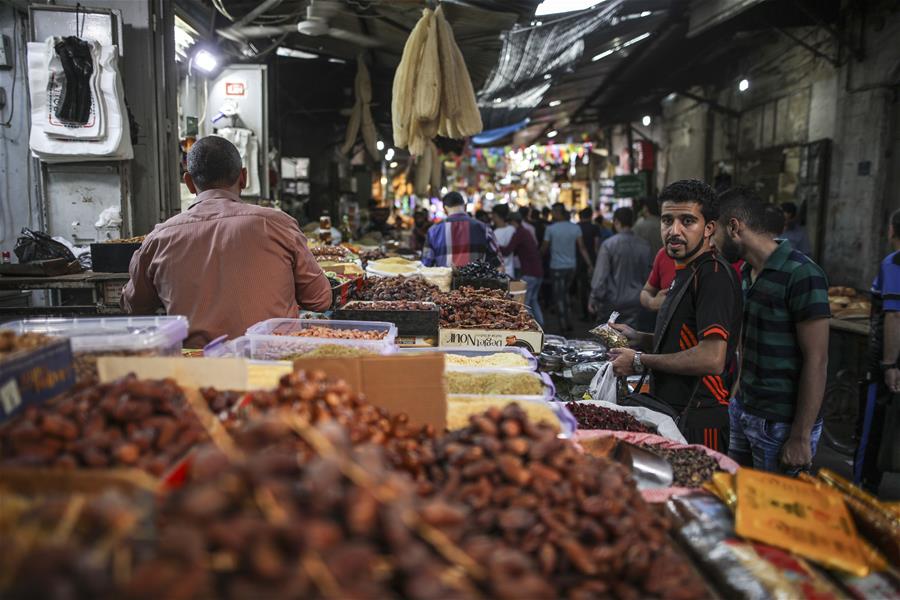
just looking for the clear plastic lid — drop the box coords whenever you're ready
[0,316,189,353]
[400,346,537,371]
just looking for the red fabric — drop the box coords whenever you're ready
[731,259,744,275]
[647,248,677,290]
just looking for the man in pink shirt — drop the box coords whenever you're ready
[121,136,331,347]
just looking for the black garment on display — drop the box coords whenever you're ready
[54,36,94,125]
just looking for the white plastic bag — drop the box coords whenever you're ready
[588,362,617,404]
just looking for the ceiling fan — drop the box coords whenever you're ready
[218,0,382,48]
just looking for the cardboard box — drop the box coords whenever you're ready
[97,354,448,430]
[0,339,76,422]
[439,327,544,354]
[509,280,527,304]
[294,354,447,430]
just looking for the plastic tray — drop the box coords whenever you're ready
[399,347,538,371]
[1,316,189,354]
[242,318,398,361]
[448,394,576,438]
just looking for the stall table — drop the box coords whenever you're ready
[0,272,129,317]
[822,317,871,457]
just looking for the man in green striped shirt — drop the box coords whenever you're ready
[714,187,831,474]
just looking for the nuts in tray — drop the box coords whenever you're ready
[639,443,721,488]
[358,275,440,302]
[0,375,208,476]
[342,300,437,311]
[421,403,709,598]
[0,331,57,362]
[446,371,544,395]
[278,325,388,340]
[565,402,656,434]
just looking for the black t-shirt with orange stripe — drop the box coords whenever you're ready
[650,251,743,410]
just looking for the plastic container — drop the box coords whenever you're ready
[1,316,188,380]
[445,368,554,398]
[243,318,397,361]
[400,347,538,371]
[448,394,576,438]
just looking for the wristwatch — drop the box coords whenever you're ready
[632,351,644,373]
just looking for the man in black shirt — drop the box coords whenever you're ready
[608,180,742,452]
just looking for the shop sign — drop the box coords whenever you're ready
[613,174,646,198]
[225,82,246,96]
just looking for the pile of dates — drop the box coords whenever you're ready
[0,375,208,475]
[0,331,56,361]
[454,261,509,280]
[342,300,437,312]
[421,403,708,599]
[357,276,440,302]
[219,369,437,481]
[125,424,542,600]
[434,287,537,330]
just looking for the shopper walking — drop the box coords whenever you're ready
[633,197,663,256]
[608,180,742,452]
[422,192,499,267]
[499,212,544,326]
[854,208,900,493]
[491,204,516,278]
[714,186,831,474]
[588,207,652,327]
[780,201,812,256]
[122,136,332,347]
[577,207,604,319]
[542,203,593,333]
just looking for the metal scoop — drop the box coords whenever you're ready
[612,441,674,490]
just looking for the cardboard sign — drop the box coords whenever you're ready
[735,468,868,576]
[294,354,447,430]
[0,339,75,422]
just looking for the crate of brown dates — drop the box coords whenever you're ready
[0,331,76,422]
[334,300,440,337]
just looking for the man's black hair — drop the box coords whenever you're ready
[613,207,635,228]
[892,208,900,238]
[579,207,593,221]
[186,136,243,191]
[474,209,488,221]
[492,203,510,220]
[642,196,660,217]
[442,191,466,208]
[518,205,531,220]
[781,201,799,218]
[763,203,786,237]
[658,179,718,222]
[718,186,769,234]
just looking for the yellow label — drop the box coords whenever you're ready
[735,468,868,576]
[246,362,293,390]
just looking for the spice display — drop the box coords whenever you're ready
[444,352,531,369]
[446,371,544,395]
[358,275,439,302]
[640,444,720,488]
[278,325,388,340]
[436,287,537,330]
[454,260,510,281]
[565,402,655,434]
[0,331,56,361]
[423,403,709,598]
[310,245,355,262]
[342,300,437,312]
[0,375,207,475]
[448,398,560,431]
[288,345,377,359]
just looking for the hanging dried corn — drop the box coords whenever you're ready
[429,141,442,194]
[341,55,379,161]
[413,143,432,197]
[392,5,482,156]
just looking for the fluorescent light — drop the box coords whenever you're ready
[623,32,651,47]
[494,97,503,103]
[640,11,652,16]
[548,100,561,107]
[376,140,385,151]
[389,161,398,169]
[642,115,651,126]
[739,78,750,92]
[591,48,615,62]
[547,130,558,138]
[276,47,319,59]
[328,57,346,64]
[193,49,218,73]
[384,148,395,161]
[543,73,552,80]
[535,0,602,17]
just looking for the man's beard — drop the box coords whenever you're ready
[719,235,743,263]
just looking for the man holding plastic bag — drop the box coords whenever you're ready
[605,180,742,453]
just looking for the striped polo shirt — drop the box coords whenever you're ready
[740,240,831,422]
